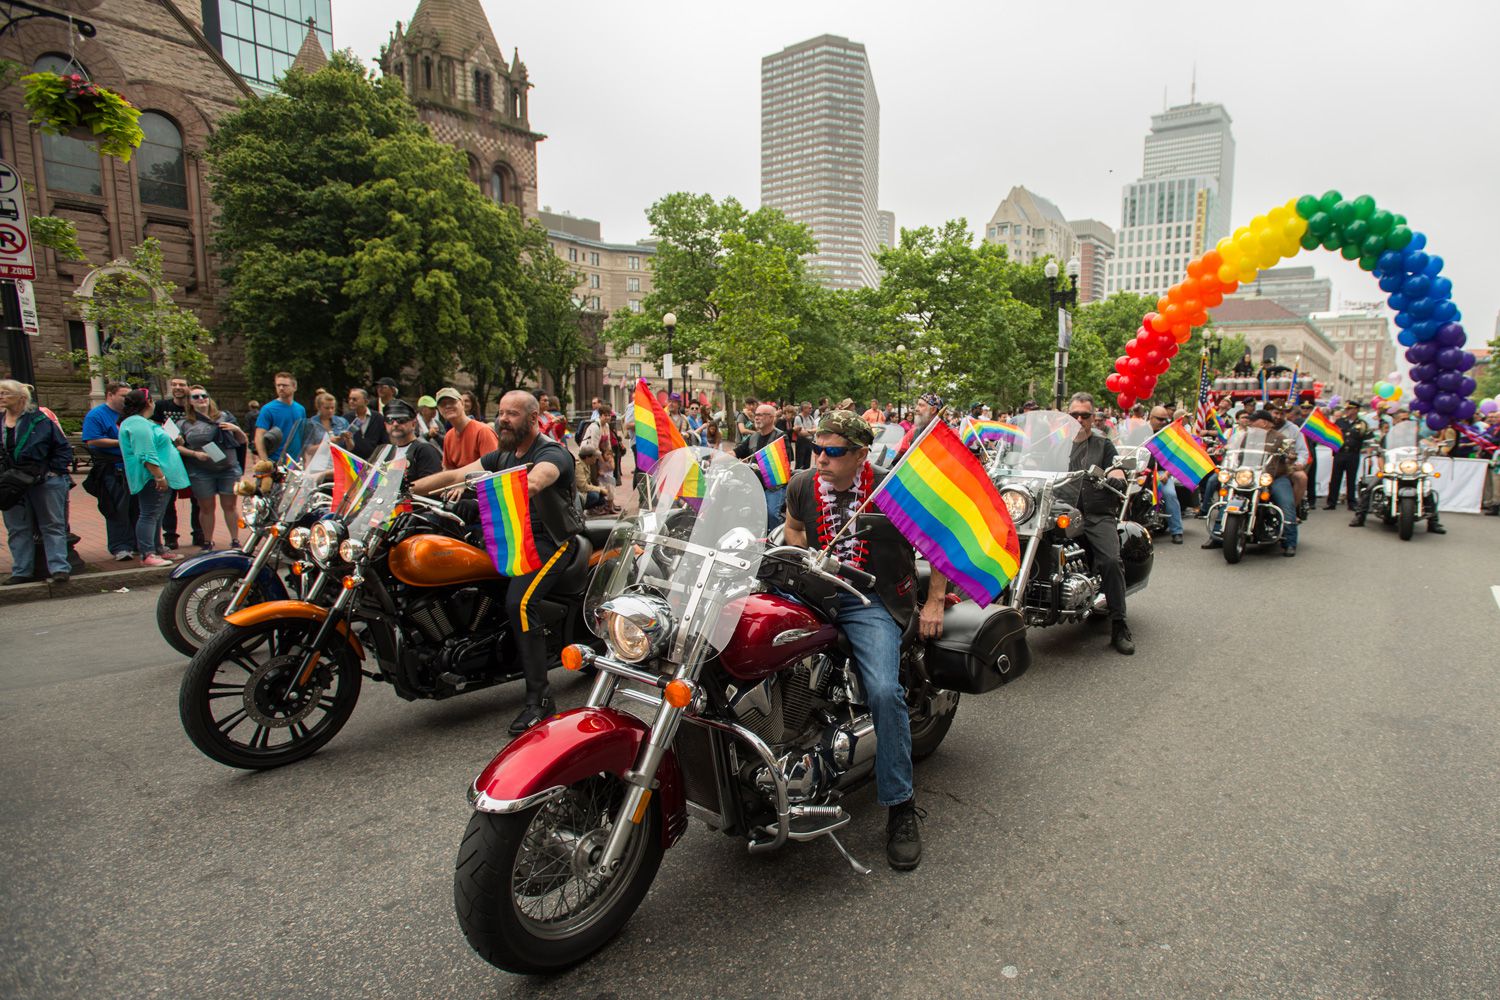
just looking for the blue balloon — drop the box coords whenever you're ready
[1387,292,1409,311]
[1395,311,1414,329]
[1431,276,1453,299]
[1424,254,1444,276]
[1377,251,1403,272]
[1407,232,1427,252]
[1403,274,1431,298]
[1397,329,1416,347]
[1404,251,1430,274]
[1409,298,1434,319]
[1432,300,1458,323]
[1413,323,1438,342]
[1378,274,1404,293]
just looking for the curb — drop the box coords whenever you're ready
[0,565,174,605]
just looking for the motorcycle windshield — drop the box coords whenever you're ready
[347,459,406,544]
[586,448,765,661]
[869,422,906,467]
[1385,421,1419,461]
[276,468,316,523]
[990,409,1082,477]
[1223,428,1272,473]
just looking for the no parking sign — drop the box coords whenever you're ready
[0,159,36,280]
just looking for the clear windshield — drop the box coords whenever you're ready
[990,410,1080,477]
[275,468,316,523]
[869,422,906,467]
[1113,417,1153,449]
[1385,420,1419,459]
[586,448,765,662]
[348,458,406,544]
[1223,428,1273,472]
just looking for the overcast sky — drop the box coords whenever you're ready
[341,0,1499,356]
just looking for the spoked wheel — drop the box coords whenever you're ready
[1221,512,1247,564]
[157,569,265,657]
[178,618,361,769]
[455,774,664,974]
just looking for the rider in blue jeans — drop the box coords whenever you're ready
[1204,409,1298,556]
[782,410,950,870]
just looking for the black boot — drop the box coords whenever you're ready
[1110,620,1135,655]
[1427,518,1446,534]
[886,799,925,871]
[1348,513,1365,527]
[508,698,557,735]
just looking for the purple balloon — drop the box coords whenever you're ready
[1433,393,1459,414]
[1456,399,1477,421]
[1460,377,1477,396]
[1435,371,1463,393]
[1410,342,1437,363]
[1413,363,1438,382]
[1437,348,1465,370]
[1437,322,1465,347]
[1462,351,1476,370]
[1426,413,1450,431]
[1411,399,1428,414]
[1481,399,1499,415]
[1414,382,1438,402]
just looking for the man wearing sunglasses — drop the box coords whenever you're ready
[784,410,949,871]
[1060,393,1134,655]
[734,403,789,528]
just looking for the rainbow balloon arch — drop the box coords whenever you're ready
[1105,190,1478,430]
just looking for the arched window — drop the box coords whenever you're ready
[465,153,481,185]
[490,166,505,205]
[33,54,101,197]
[136,112,187,209]
[491,163,518,207]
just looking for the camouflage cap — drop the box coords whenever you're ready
[816,409,873,447]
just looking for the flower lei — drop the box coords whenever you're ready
[814,461,874,571]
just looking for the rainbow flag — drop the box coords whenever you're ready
[633,378,687,473]
[330,444,368,509]
[1144,419,1216,490]
[475,467,542,577]
[872,421,1021,607]
[1301,408,1344,451]
[962,419,1023,447]
[752,436,791,488]
[678,457,706,509]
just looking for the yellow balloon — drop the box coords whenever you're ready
[1233,226,1251,243]
[1389,386,1403,401]
[1238,265,1259,284]
[1283,217,1307,241]
[1216,236,1234,255]
[1258,245,1281,269]
[1217,263,1239,284]
[1220,242,1243,265]
[1267,206,1290,227]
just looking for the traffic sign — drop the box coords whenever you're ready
[0,159,35,280]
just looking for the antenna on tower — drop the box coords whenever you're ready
[1191,63,1197,104]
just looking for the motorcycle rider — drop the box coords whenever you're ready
[1206,409,1299,557]
[413,389,584,733]
[893,392,944,461]
[1057,393,1134,655]
[1267,401,1310,520]
[1348,408,1445,533]
[1146,405,1184,544]
[382,399,443,480]
[782,409,949,870]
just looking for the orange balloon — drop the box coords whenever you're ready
[1186,259,1206,280]
[1167,284,1186,305]
[1221,279,1239,294]
[1173,324,1191,343]
[1188,309,1208,327]
[1201,250,1223,272]
[1156,296,1172,316]
[1149,312,1173,334]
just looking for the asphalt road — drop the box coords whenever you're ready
[2,509,1498,999]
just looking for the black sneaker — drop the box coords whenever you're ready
[1171,534,1183,544]
[3,575,34,586]
[886,799,925,871]
[48,572,70,584]
[1428,521,1446,534]
[1282,546,1297,557]
[508,699,557,735]
[1110,620,1135,655]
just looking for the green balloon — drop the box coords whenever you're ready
[1321,232,1342,252]
[1331,200,1358,227]
[1352,194,1376,220]
[1358,254,1379,272]
[1361,234,1387,259]
[1320,190,1344,212]
[1393,213,1407,226]
[1344,219,1370,246]
[1299,231,1321,251]
[1387,225,1413,250]
[1368,209,1394,235]
[1295,195,1321,220]
[1340,243,1361,261]
[1307,212,1333,236]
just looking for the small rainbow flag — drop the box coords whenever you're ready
[1144,419,1216,490]
[330,444,368,509]
[872,421,1020,607]
[1300,408,1344,451]
[962,419,1023,448]
[633,378,687,473]
[752,436,791,488]
[678,456,706,509]
[475,467,542,577]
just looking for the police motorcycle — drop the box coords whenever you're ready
[155,463,332,656]
[452,449,1028,973]
[1112,416,1169,536]
[178,459,611,770]
[984,410,1153,627]
[1205,427,1292,563]
[1358,421,1441,540]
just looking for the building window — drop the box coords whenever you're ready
[589,252,600,266]
[568,248,578,262]
[33,55,101,196]
[136,112,187,209]
[68,320,87,354]
[628,256,641,271]
[626,277,640,292]
[628,363,641,379]
[588,273,601,289]
[628,300,642,314]
[628,343,642,356]
[473,70,492,109]
[490,163,518,207]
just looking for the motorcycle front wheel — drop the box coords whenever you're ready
[157,568,264,657]
[1397,496,1416,540]
[178,618,362,769]
[1221,512,1247,564]
[455,774,665,974]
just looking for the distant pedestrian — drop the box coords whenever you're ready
[374,377,400,414]
[255,372,307,467]
[734,403,789,528]
[302,389,353,462]
[416,394,445,444]
[344,387,388,460]
[81,380,138,561]
[118,389,189,568]
[177,386,248,550]
[1,380,74,584]
[151,375,201,549]
[862,398,885,425]
[461,390,480,419]
[437,387,497,469]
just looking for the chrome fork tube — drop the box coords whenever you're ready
[1008,493,1049,611]
[595,672,688,875]
[585,667,618,708]
[226,529,277,613]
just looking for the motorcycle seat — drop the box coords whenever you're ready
[553,535,595,594]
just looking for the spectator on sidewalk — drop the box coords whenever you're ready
[302,389,353,463]
[177,387,248,551]
[1,380,74,584]
[374,377,400,414]
[537,392,567,444]
[344,387,387,461]
[255,372,306,467]
[437,387,497,469]
[151,375,202,550]
[118,389,189,568]
[575,445,613,512]
[461,390,481,420]
[81,380,138,561]
[416,395,445,445]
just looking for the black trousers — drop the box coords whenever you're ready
[505,540,572,706]
[1326,456,1359,507]
[161,491,204,545]
[1082,513,1127,622]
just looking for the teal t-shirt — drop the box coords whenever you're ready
[119,414,190,494]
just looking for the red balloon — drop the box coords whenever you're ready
[1126,356,1144,373]
[1164,341,1180,358]
[1152,331,1175,351]
[1117,393,1136,410]
[1105,373,1123,392]
[1142,311,1160,331]
[1114,355,1130,373]
[1124,337,1142,356]
[1138,374,1158,394]
[1143,349,1162,367]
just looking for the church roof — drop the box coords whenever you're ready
[291,23,328,74]
[405,0,504,65]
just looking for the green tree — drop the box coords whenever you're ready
[1475,334,1500,401]
[206,53,528,396]
[53,239,213,390]
[515,220,592,411]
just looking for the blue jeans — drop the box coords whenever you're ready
[135,485,168,557]
[836,591,912,807]
[1270,475,1297,548]
[1159,474,1183,535]
[765,486,787,531]
[3,473,71,577]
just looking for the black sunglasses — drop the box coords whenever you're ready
[190,393,209,400]
[1068,411,1094,420]
[810,443,854,457]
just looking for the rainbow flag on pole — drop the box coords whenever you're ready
[633,378,687,473]
[961,419,1023,448]
[475,467,542,576]
[872,421,1021,607]
[1300,408,1344,451]
[752,436,791,488]
[1144,419,1216,490]
[678,456,706,509]
[330,443,368,509]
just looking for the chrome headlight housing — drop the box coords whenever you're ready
[288,526,311,550]
[1398,459,1419,475]
[1258,472,1273,488]
[308,519,345,566]
[338,538,366,563]
[597,594,673,663]
[1233,467,1255,488]
[240,495,263,528]
[999,485,1035,525]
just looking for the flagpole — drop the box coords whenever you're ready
[817,407,949,558]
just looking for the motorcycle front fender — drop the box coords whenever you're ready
[223,600,364,659]
[169,549,289,600]
[469,706,687,848]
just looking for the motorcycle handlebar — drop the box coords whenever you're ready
[762,544,872,606]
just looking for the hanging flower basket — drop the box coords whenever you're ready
[20,71,144,161]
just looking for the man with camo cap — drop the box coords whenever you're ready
[783,408,949,870]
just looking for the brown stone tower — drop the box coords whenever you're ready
[380,0,542,217]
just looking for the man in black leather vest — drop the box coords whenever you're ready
[1059,393,1134,655]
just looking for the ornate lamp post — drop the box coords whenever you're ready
[1046,256,1081,411]
[894,343,906,421]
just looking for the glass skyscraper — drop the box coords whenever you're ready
[201,0,333,91]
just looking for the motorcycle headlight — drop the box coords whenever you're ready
[999,486,1035,525]
[288,526,311,550]
[598,595,672,663]
[1421,462,1434,475]
[1233,467,1255,488]
[338,538,366,563]
[309,520,345,565]
[1258,472,1273,488]
[1217,467,1231,483]
[1398,459,1419,475]
[240,495,263,527]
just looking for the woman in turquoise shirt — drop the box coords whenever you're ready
[118,388,190,567]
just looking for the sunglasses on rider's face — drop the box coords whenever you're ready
[810,443,853,458]
[190,393,209,400]
[1069,411,1094,420]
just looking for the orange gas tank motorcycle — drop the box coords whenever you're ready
[178,460,609,770]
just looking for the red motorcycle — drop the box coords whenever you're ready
[452,450,1030,973]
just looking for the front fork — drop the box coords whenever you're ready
[288,573,360,693]
[595,667,689,875]
[225,528,275,614]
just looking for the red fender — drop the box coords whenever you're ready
[469,707,687,848]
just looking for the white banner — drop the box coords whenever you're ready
[16,279,38,335]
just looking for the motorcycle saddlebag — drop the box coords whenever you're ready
[924,603,1030,694]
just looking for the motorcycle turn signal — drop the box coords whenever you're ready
[561,644,595,672]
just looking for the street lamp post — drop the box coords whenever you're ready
[662,312,677,398]
[1046,257,1080,411]
[895,343,906,421]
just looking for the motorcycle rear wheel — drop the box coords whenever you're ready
[910,691,960,761]
[1397,496,1416,540]
[178,618,362,769]
[1221,512,1247,564]
[455,774,664,974]
[157,568,263,658]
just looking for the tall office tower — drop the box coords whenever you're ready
[876,210,896,250]
[1105,101,1235,299]
[1067,219,1115,305]
[761,34,880,289]
[201,0,333,91]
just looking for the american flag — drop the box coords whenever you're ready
[1285,357,1301,410]
[1193,350,1213,430]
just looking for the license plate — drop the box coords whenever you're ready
[1398,488,1417,497]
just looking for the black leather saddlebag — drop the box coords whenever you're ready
[924,602,1030,694]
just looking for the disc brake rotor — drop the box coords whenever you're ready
[242,656,327,728]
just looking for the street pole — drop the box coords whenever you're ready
[662,312,676,399]
[1046,258,1079,412]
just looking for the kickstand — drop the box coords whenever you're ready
[825,832,872,875]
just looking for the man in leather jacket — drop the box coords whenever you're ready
[1208,410,1300,556]
[1058,393,1134,655]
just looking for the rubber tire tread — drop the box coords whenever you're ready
[178,619,361,770]
[454,800,665,974]
[1222,512,1246,564]
[1397,496,1415,541]
[156,569,245,658]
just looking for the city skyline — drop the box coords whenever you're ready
[341,1,1500,339]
